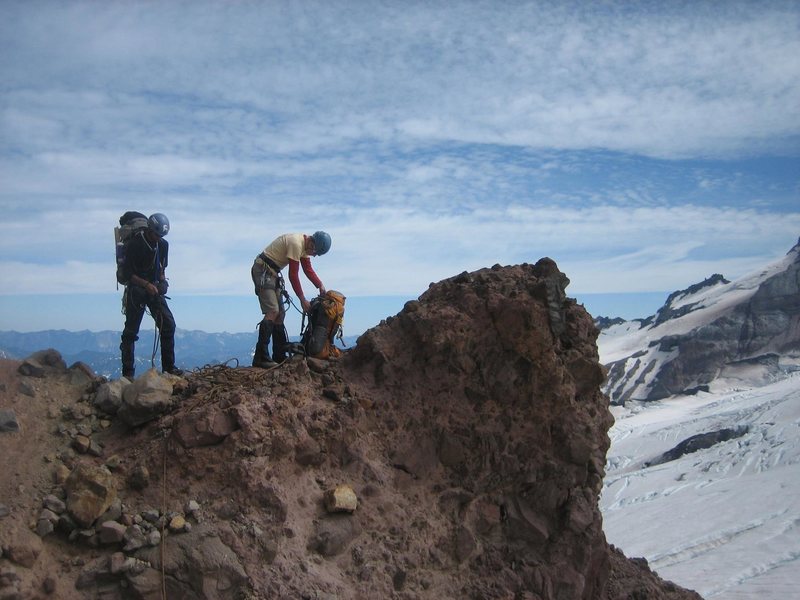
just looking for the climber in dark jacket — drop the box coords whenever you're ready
[119,213,182,379]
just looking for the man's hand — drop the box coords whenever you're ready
[319,284,327,295]
[301,298,311,313]
[132,275,158,296]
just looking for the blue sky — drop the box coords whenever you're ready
[1,0,798,335]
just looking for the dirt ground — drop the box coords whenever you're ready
[0,262,704,600]
[0,358,93,599]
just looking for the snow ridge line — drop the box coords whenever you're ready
[647,511,787,569]
[704,550,800,598]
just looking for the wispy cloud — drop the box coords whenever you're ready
[0,0,798,328]
[2,200,797,299]
[3,1,799,158]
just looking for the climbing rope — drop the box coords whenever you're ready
[150,310,161,369]
[183,359,291,410]
[160,431,168,600]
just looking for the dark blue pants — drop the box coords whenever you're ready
[120,287,176,377]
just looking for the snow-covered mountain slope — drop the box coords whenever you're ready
[599,241,800,403]
[600,375,800,599]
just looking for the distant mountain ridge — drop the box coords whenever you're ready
[0,329,359,379]
[650,273,730,327]
[598,238,800,404]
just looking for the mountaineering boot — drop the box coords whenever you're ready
[272,324,288,363]
[120,338,136,379]
[252,320,268,366]
[160,334,180,375]
[253,320,277,368]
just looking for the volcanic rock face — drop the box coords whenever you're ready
[0,261,701,599]
[344,262,612,598]
[342,261,698,599]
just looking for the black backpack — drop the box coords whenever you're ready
[114,211,149,285]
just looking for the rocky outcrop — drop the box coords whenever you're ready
[594,316,628,331]
[646,426,749,466]
[0,262,701,600]
[342,260,698,599]
[17,348,67,377]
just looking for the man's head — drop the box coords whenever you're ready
[147,213,170,239]
[310,231,331,256]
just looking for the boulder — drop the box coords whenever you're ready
[647,426,750,466]
[117,368,174,426]
[123,525,148,552]
[98,521,127,544]
[64,463,117,528]
[0,525,42,568]
[134,524,248,598]
[308,514,362,557]
[172,407,238,448]
[168,515,187,533]
[17,349,67,377]
[68,361,96,387]
[42,495,66,514]
[93,379,128,415]
[0,410,19,433]
[323,485,358,513]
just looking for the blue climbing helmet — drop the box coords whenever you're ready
[148,213,170,237]
[312,231,331,255]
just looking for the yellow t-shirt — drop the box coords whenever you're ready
[263,233,308,270]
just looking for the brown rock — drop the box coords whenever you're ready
[134,524,248,597]
[0,526,42,568]
[17,349,67,378]
[64,463,117,528]
[98,520,127,544]
[72,434,91,454]
[307,357,329,373]
[127,465,149,490]
[323,485,358,513]
[117,368,174,426]
[168,515,186,533]
[68,361,96,387]
[109,551,127,575]
[126,568,163,598]
[308,514,362,557]
[53,464,71,485]
[172,407,238,448]
[454,525,477,562]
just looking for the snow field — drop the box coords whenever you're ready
[601,375,800,598]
